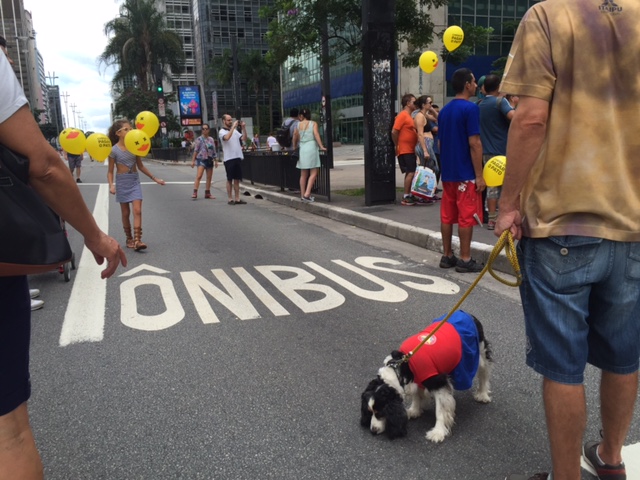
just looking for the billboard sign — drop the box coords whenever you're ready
[178,85,203,127]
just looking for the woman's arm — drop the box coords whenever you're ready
[107,156,116,194]
[312,122,326,150]
[292,129,299,150]
[414,113,429,164]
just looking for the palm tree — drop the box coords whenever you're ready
[240,51,280,134]
[99,0,185,92]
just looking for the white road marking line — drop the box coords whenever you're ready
[59,184,110,346]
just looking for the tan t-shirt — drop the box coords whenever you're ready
[501,0,640,241]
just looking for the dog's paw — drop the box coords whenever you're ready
[473,391,492,403]
[426,427,448,443]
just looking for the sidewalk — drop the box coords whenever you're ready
[240,144,516,275]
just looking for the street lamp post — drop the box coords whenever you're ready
[61,91,70,129]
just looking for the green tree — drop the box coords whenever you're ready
[260,0,449,68]
[99,0,185,92]
[208,49,280,133]
[441,22,494,65]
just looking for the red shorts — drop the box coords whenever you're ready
[440,181,483,228]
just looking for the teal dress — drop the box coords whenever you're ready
[296,121,321,169]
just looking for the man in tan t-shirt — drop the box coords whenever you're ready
[496,1,640,479]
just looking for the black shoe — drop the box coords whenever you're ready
[455,258,484,273]
[439,254,458,269]
[582,441,626,479]
[76,178,82,183]
[504,474,549,480]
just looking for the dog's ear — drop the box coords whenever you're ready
[382,397,408,439]
[390,350,404,361]
[360,378,382,427]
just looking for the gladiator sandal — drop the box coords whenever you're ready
[133,227,147,251]
[124,226,135,249]
[205,190,214,199]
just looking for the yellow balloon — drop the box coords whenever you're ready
[419,51,439,74]
[483,155,507,187]
[443,25,464,52]
[124,129,152,158]
[135,111,159,137]
[85,133,112,162]
[59,128,87,155]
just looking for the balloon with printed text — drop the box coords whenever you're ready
[85,133,112,162]
[59,128,87,155]
[124,129,151,158]
[443,26,464,52]
[419,51,439,74]
[483,155,507,187]
[135,111,159,137]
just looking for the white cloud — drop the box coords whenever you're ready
[24,0,123,134]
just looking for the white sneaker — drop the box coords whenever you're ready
[31,299,44,311]
[29,288,40,299]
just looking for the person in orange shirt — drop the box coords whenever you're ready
[391,93,418,206]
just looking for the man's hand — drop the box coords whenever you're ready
[494,207,524,240]
[475,176,487,192]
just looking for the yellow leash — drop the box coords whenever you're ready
[401,230,522,364]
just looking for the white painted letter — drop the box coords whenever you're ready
[181,270,261,323]
[354,257,460,294]
[256,266,345,313]
[233,267,289,316]
[304,260,408,302]
[120,275,185,331]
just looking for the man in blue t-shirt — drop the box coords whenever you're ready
[437,68,485,273]
[479,74,514,230]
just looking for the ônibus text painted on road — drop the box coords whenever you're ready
[117,256,459,333]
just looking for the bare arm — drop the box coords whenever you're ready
[0,105,126,277]
[292,129,299,150]
[468,134,485,192]
[313,122,326,150]
[391,129,399,148]
[414,113,428,164]
[136,158,165,185]
[495,95,550,239]
[107,155,116,194]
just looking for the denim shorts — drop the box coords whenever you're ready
[519,236,640,384]
[195,157,214,169]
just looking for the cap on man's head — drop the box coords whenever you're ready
[0,36,7,48]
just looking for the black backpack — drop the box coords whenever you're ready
[276,119,294,148]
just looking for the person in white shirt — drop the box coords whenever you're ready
[219,114,248,205]
[266,132,280,151]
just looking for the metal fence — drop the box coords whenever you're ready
[242,151,331,201]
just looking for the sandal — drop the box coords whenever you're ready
[205,190,214,199]
[228,200,235,205]
[235,199,247,205]
[191,190,197,199]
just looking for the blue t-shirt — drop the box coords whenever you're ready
[478,95,513,155]
[438,99,480,182]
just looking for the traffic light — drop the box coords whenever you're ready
[156,84,163,94]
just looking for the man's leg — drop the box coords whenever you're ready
[76,166,81,181]
[226,180,232,201]
[0,403,43,480]
[404,171,414,196]
[598,370,638,466]
[233,179,240,201]
[458,226,473,261]
[441,223,454,258]
[543,378,586,480]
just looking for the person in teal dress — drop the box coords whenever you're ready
[292,108,326,202]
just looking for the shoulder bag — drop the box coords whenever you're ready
[0,144,72,276]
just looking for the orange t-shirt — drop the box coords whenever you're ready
[393,110,418,155]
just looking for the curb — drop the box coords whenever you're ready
[241,185,515,275]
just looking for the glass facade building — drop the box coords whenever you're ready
[281,0,540,144]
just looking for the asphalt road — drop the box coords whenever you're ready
[26,160,639,480]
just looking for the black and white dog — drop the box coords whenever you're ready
[360,311,492,443]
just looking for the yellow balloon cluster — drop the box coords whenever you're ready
[125,129,151,157]
[483,155,507,187]
[443,26,464,52]
[135,111,159,138]
[419,51,439,74]
[59,128,86,155]
[85,133,112,162]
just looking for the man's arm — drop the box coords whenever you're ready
[390,129,399,148]
[495,95,550,238]
[468,134,485,191]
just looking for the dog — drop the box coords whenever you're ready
[360,310,492,443]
